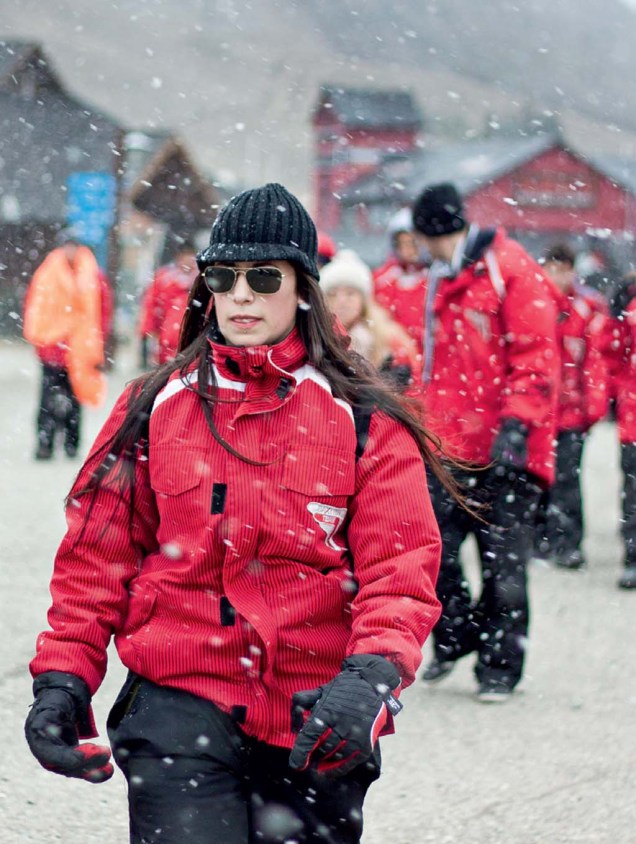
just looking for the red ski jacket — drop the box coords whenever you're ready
[30,328,442,748]
[138,263,198,364]
[611,298,636,443]
[373,256,428,357]
[420,229,559,485]
[551,286,608,432]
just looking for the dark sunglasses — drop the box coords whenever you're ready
[202,265,284,295]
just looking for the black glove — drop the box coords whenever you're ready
[289,654,402,777]
[25,671,113,784]
[610,277,636,319]
[490,417,529,472]
[379,359,412,392]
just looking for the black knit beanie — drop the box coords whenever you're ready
[412,182,466,237]
[197,183,319,279]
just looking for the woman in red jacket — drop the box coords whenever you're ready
[321,248,422,389]
[24,184,447,844]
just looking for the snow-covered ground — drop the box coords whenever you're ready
[1,337,634,843]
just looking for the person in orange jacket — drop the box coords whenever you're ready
[23,231,113,459]
[138,241,198,367]
[534,243,609,570]
[24,184,455,843]
[412,183,560,701]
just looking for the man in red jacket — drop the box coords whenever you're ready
[534,243,609,570]
[138,241,198,366]
[412,182,560,701]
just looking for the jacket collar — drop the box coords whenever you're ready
[208,325,308,385]
[433,225,498,281]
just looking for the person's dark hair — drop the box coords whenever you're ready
[173,240,197,257]
[610,271,636,319]
[542,242,576,268]
[412,183,466,238]
[69,264,465,533]
[391,229,413,250]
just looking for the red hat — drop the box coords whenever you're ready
[317,231,337,262]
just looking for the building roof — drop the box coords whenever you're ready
[341,133,559,205]
[0,40,52,86]
[124,131,222,232]
[314,85,423,130]
[588,154,636,195]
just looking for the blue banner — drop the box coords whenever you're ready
[66,172,117,268]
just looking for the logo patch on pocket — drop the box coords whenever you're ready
[307,502,347,551]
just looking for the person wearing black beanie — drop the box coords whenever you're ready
[25,183,454,842]
[411,180,560,703]
[197,182,320,280]
[412,182,467,239]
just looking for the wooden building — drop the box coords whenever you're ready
[119,130,224,322]
[0,40,223,337]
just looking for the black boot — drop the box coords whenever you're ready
[35,442,53,460]
[618,565,636,589]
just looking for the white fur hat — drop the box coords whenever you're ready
[319,249,373,298]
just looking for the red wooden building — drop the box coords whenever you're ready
[312,86,423,233]
[333,131,636,272]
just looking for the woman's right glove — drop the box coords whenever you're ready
[490,417,529,473]
[24,671,113,784]
[289,654,402,777]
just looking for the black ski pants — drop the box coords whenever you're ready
[107,674,380,844]
[36,363,81,453]
[428,467,542,690]
[536,429,587,557]
[620,441,636,567]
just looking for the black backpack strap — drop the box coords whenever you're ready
[353,404,374,460]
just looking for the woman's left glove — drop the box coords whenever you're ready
[289,654,402,777]
[25,671,114,784]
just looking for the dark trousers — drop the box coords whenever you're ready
[107,675,380,844]
[428,468,542,690]
[621,442,636,567]
[36,363,81,453]
[536,429,587,557]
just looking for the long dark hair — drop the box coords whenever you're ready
[72,266,463,515]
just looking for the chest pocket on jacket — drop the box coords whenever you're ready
[150,447,209,493]
[149,447,215,524]
[282,446,355,498]
[281,447,355,555]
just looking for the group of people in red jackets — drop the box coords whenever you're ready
[373,184,636,698]
[374,187,636,592]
